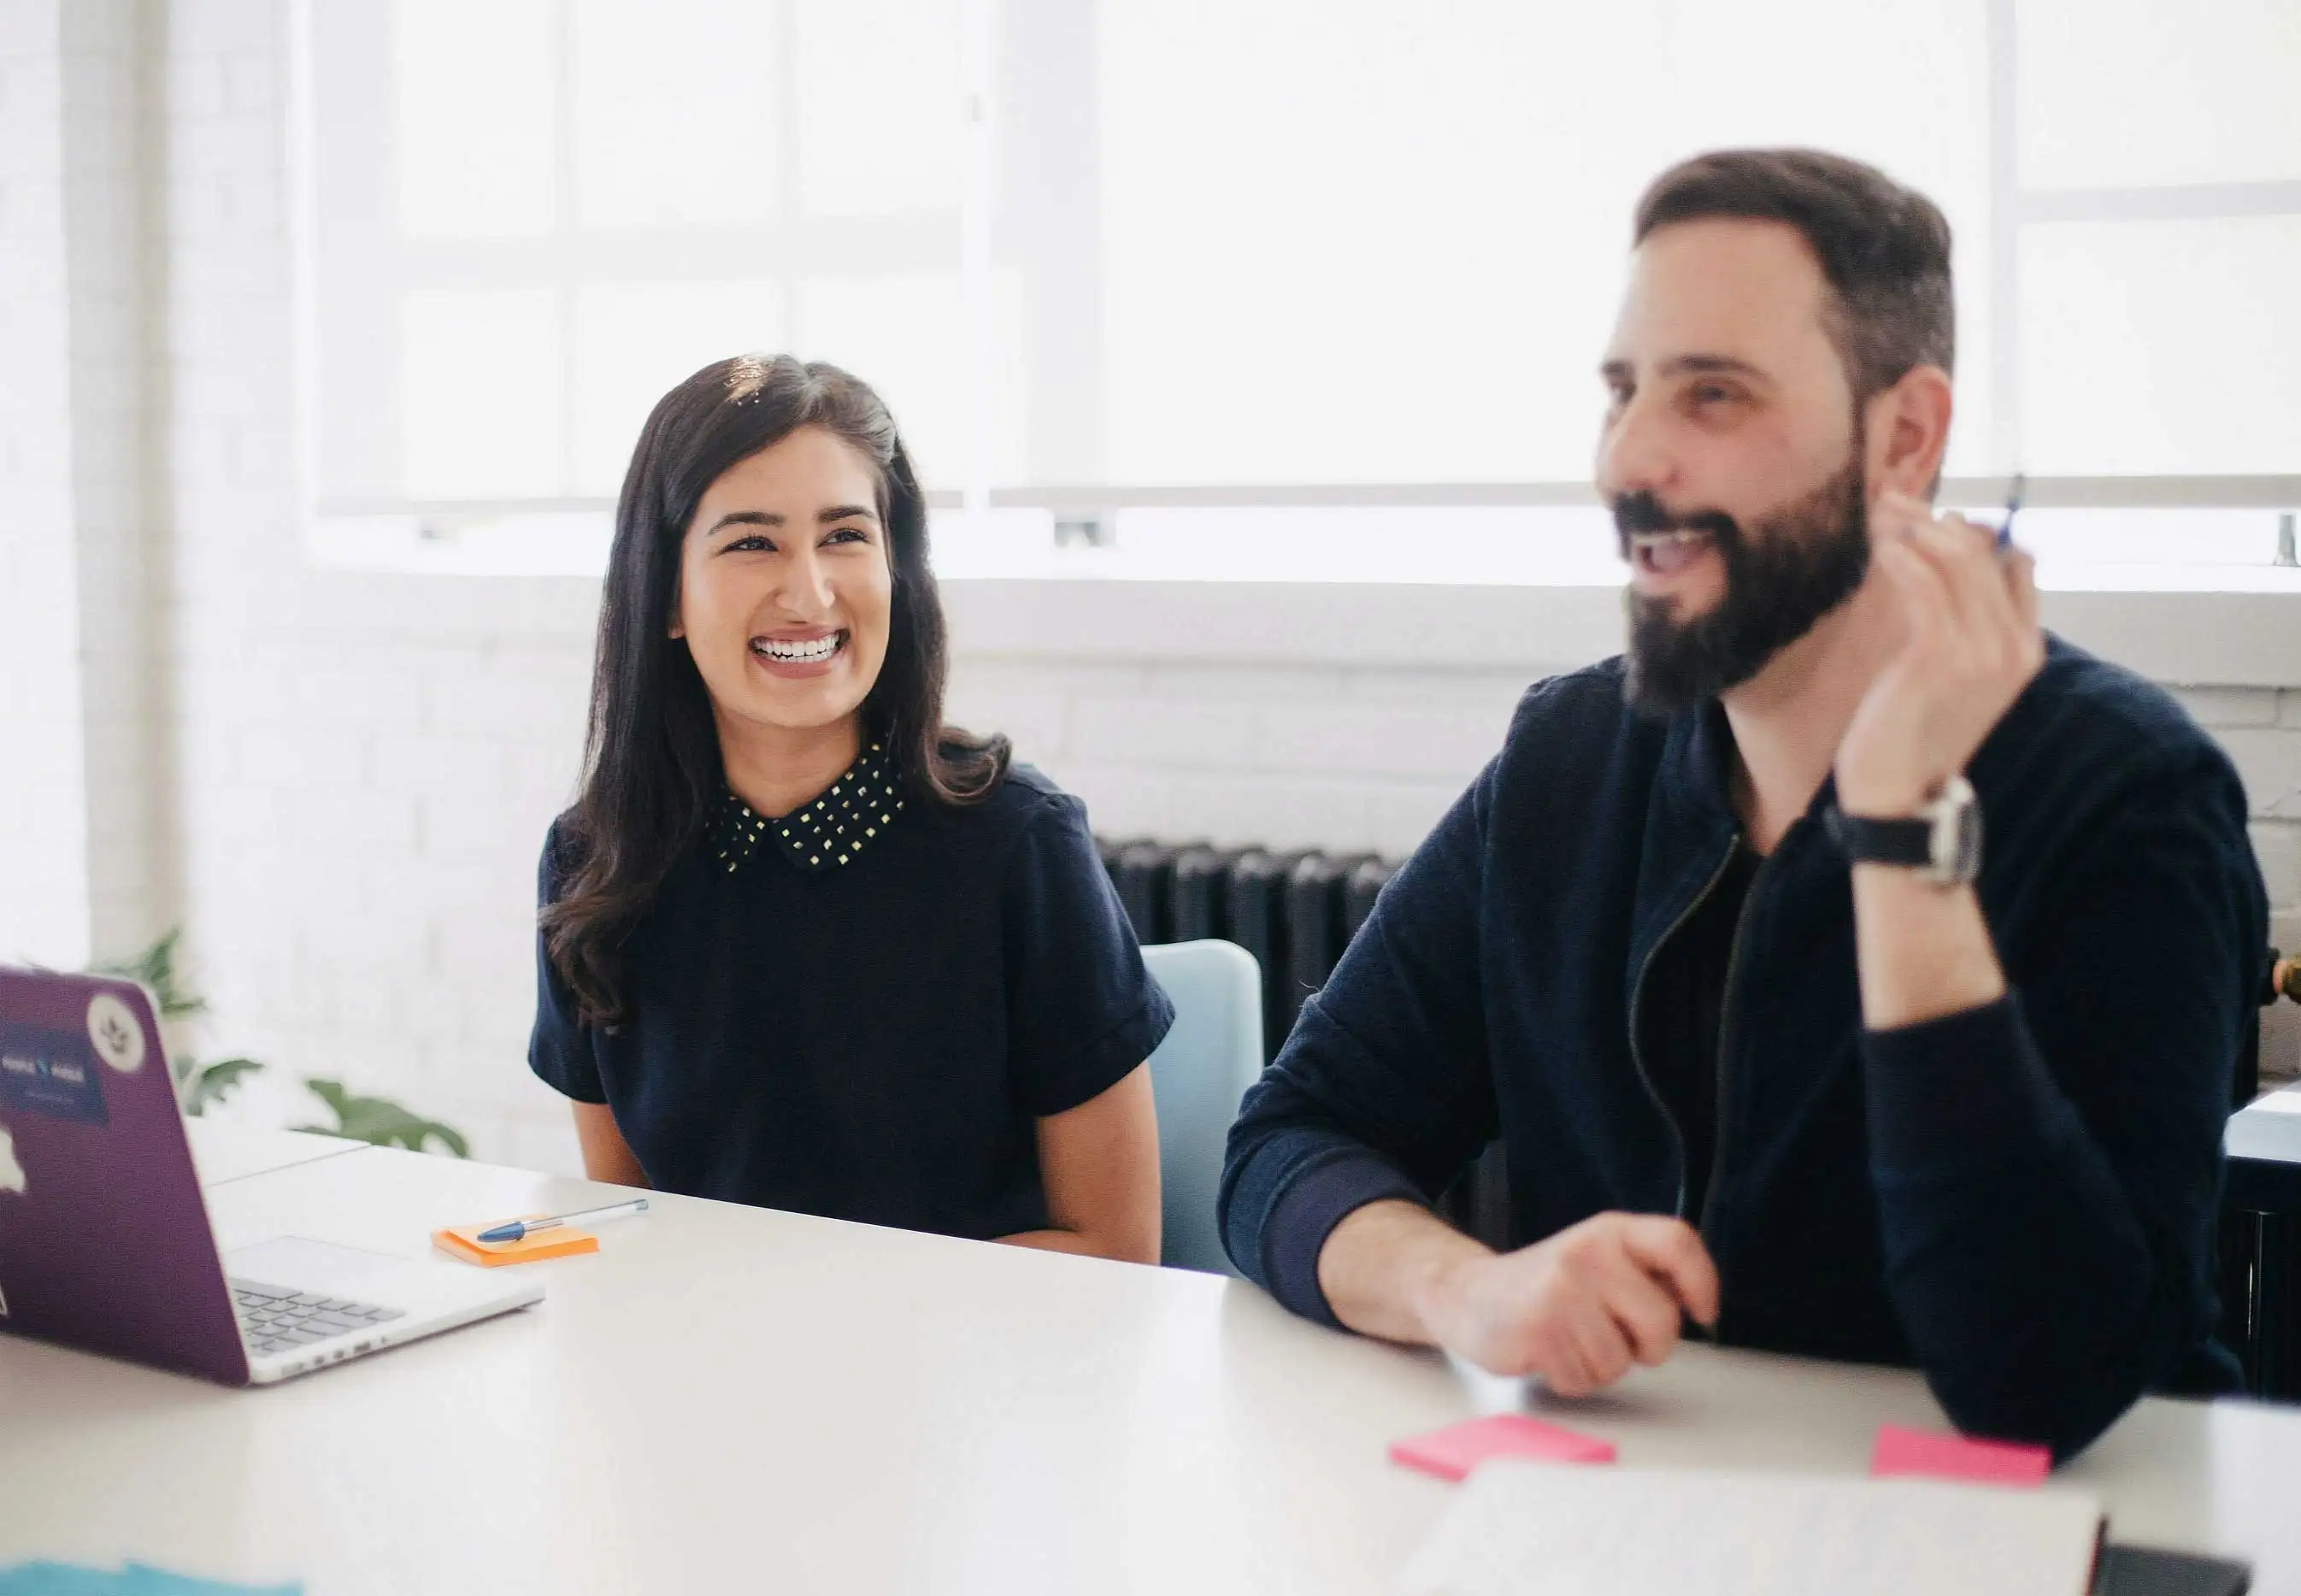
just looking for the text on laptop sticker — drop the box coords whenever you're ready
[0,1020,111,1127]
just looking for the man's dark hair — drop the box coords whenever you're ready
[1633,148,1954,401]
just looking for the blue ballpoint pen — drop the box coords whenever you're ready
[1997,471,2026,550]
[478,1196,650,1244]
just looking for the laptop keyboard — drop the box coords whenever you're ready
[231,1278,404,1357]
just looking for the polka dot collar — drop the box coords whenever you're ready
[712,740,907,874]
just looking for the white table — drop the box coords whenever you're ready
[187,1122,368,1188]
[2,1127,2298,1594]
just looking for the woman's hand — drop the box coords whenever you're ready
[1000,1063,1162,1264]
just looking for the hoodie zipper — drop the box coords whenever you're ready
[1625,839,1740,1221]
[1698,850,1772,1261]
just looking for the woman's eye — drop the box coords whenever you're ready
[824,527,868,546]
[726,534,774,553]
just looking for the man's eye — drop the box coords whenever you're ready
[1692,385,1738,406]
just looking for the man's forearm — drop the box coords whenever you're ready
[1849,867,2005,1029]
[1315,1198,1493,1345]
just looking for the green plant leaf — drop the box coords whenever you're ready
[295,1077,470,1158]
[183,1056,264,1116]
[91,927,207,1022]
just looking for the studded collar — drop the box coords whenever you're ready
[710,739,908,875]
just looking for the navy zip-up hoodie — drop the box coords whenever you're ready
[1221,637,2259,1460]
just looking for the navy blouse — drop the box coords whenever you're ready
[530,750,1173,1241]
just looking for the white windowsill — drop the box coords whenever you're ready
[303,511,2301,688]
[938,575,2301,690]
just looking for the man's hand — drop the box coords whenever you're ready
[1835,490,2044,816]
[1412,1212,1720,1396]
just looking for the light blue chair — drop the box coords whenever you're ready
[1140,939,1266,1275]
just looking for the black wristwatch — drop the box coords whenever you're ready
[1823,774,1983,887]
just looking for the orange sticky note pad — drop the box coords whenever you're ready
[432,1221,599,1267]
[1389,1415,1617,1481]
[1871,1423,2051,1487]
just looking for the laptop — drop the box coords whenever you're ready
[0,964,541,1385]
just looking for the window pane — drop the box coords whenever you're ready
[795,273,1022,487]
[2020,215,2301,475]
[1084,0,1990,487]
[571,282,786,494]
[401,289,563,497]
[2000,509,2279,568]
[2018,0,2301,189]
[572,0,777,228]
[394,0,554,239]
[795,0,964,216]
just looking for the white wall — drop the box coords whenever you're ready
[0,0,96,969]
[9,0,2298,1178]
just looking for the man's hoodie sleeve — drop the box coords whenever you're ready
[1863,749,2262,1458]
[1219,761,1502,1323]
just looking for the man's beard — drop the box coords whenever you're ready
[1616,452,1873,718]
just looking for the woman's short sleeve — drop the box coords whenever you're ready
[529,828,607,1104]
[1001,795,1175,1117]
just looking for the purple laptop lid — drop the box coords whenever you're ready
[0,964,250,1385]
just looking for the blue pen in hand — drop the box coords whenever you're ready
[478,1196,650,1244]
[1996,471,2026,551]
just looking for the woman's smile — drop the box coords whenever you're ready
[749,627,849,679]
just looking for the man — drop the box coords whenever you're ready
[1219,149,2262,1459]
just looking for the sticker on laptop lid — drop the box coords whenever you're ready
[87,992,146,1073]
[0,1021,111,1127]
[0,1123,23,1195]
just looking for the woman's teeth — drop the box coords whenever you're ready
[753,633,844,663]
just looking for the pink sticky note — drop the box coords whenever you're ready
[1871,1423,2051,1487]
[1389,1414,1618,1481]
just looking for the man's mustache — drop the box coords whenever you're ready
[1611,492,1743,560]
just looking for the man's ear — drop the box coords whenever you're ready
[1866,364,1954,500]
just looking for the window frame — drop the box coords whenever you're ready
[287,0,2301,577]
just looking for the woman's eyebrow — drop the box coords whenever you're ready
[818,504,879,525]
[707,509,782,536]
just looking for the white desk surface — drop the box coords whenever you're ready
[187,1122,368,1188]
[2,1127,2298,1594]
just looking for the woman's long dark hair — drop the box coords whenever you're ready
[543,355,1009,1025]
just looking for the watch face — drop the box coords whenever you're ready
[1929,778,1984,885]
[1951,800,1983,883]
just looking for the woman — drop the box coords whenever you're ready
[530,355,1169,1263]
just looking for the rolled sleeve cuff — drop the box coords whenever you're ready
[1018,983,1177,1118]
[1259,1151,1427,1328]
[529,1034,608,1105]
[1862,992,2066,1176]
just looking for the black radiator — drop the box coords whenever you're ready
[1098,839,1397,1063]
[1097,837,1511,1246]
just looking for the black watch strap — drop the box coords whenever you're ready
[1822,806,1934,868]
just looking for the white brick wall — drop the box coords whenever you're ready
[0,0,95,969]
[61,0,169,960]
[4,1,2293,1180]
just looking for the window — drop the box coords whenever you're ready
[297,0,2301,572]
[303,0,973,509]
